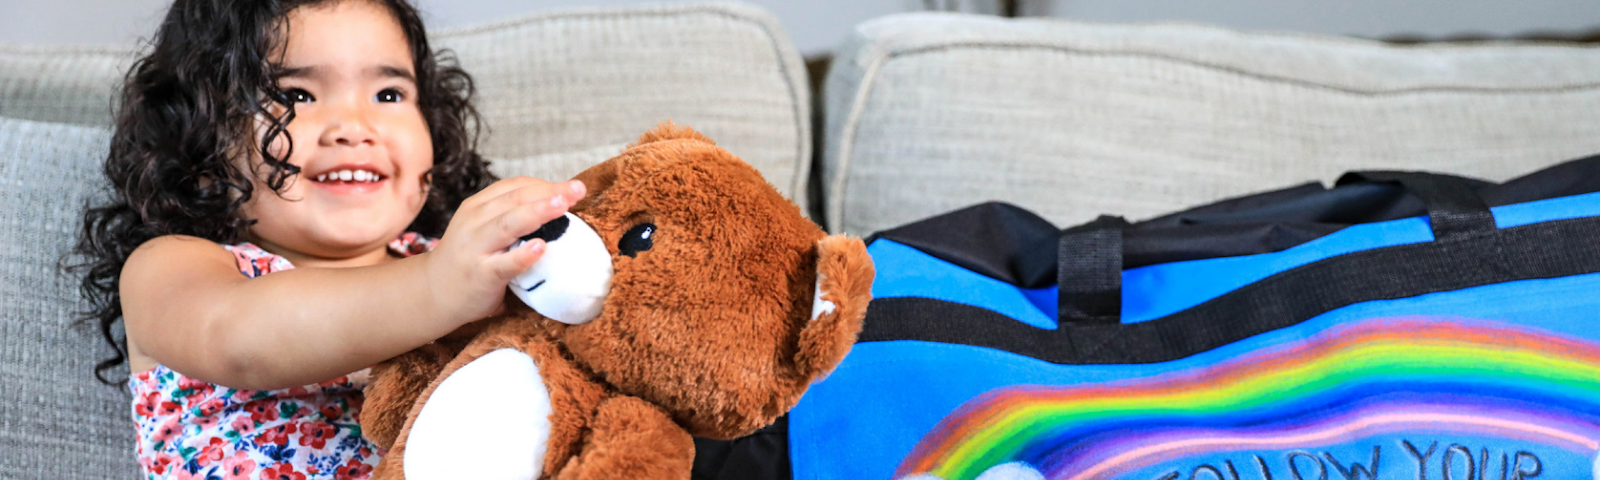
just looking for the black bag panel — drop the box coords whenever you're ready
[1480,154,1600,206]
[866,202,1059,287]
[1143,182,1413,227]
[1121,221,1348,269]
[692,417,791,480]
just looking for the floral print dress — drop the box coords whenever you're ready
[129,233,436,480]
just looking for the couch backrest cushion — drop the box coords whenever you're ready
[0,44,133,127]
[0,116,132,478]
[822,13,1600,235]
[436,3,810,207]
[0,2,811,207]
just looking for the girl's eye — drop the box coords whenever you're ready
[284,88,314,104]
[376,88,404,103]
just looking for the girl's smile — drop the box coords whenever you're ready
[307,163,391,194]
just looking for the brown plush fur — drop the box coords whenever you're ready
[361,122,874,479]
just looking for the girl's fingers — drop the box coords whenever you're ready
[564,179,587,202]
[473,179,582,219]
[461,177,553,211]
[444,178,588,259]
[488,239,546,281]
[485,194,570,248]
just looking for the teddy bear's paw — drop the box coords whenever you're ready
[554,396,693,480]
[404,348,554,480]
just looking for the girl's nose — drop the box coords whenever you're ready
[319,106,377,147]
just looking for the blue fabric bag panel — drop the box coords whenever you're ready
[789,162,1600,480]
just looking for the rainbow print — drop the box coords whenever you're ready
[894,317,1600,480]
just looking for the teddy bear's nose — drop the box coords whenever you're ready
[520,214,570,243]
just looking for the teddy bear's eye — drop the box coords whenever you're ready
[618,223,656,257]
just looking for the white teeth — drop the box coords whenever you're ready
[315,169,380,183]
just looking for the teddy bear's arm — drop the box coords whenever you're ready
[369,316,610,480]
[554,395,695,480]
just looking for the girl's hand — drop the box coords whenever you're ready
[424,177,587,326]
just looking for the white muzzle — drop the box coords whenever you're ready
[508,213,614,324]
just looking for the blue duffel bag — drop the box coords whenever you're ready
[779,155,1600,480]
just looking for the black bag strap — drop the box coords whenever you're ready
[1334,171,1496,241]
[1057,215,1128,324]
[1056,171,1496,325]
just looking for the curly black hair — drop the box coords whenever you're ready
[76,0,494,384]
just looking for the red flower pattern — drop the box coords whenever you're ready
[171,467,209,480]
[298,421,338,450]
[222,451,257,480]
[142,451,177,475]
[251,257,273,277]
[195,398,227,417]
[177,375,216,396]
[244,399,280,424]
[335,458,374,480]
[255,422,299,447]
[228,415,258,436]
[135,392,161,419]
[259,464,307,480]
[150,417,183,446]
[196,437,227,467]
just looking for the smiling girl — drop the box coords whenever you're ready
[76,0,580,477]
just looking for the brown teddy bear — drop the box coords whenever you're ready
[358,123,874,480]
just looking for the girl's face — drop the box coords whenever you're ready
[245,0,432,266]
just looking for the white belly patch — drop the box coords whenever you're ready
[404,348,554,480]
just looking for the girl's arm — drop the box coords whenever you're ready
[122,178,584,391]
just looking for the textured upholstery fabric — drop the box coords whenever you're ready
[0,45,136,127]
[439,3,811,207]
[0,2,811,205]
[823,13,1600,235]
[0,3,807,478]
[0,117,132,478]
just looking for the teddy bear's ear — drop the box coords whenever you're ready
[569,157,620,213]
[792,234,874,383]
[631,121,716,147]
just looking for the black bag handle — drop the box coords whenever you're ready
[1334,171,1495,241]
[1057,171,1496,325]
[1057,215,1129,325]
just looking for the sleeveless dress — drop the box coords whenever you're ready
[129,233,437,480]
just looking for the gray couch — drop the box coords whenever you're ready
[5,3,1600,478]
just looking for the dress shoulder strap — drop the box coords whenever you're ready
[221,242,294,279]
[387,232,437,258]
[223,233,436,279]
